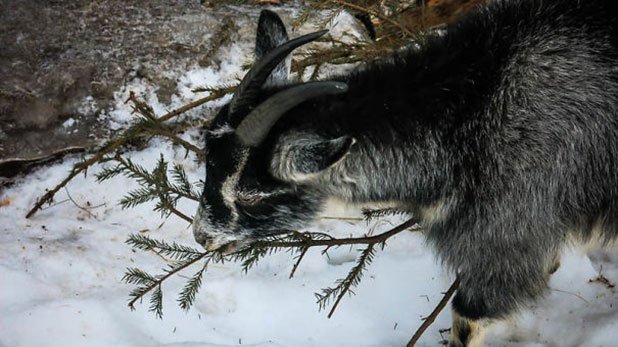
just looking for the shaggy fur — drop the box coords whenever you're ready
[194,1,617,345]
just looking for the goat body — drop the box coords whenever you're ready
[194,1,617,345]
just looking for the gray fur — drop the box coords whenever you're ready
[195,3,617,345]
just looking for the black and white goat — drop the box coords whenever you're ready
[193,1,617,345]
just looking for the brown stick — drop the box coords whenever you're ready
[407,277,461,347]
[264,217,419,248]
[148,129,205,158]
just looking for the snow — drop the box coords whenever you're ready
[62,118,77,129]
[1,11,617,347]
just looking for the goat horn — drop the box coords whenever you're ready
[228,30,328,122]
[236,81,348,147]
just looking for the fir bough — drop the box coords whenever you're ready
[122,234,211,317]
[315,244,377,318]
[95,154,198,222]
[123,215,417,319]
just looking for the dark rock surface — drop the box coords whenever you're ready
[0,0,255,174]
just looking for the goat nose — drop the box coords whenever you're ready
[195,233,240,254]
[193,232,212,248]
[194,234,221,251]
[206,240,240,254]
[205,242,223,251]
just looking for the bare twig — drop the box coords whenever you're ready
[64,187,99,218]
[407,277,460,347]
[289,247,309,279]
[157,86,236,123]
[551,288,590,304]
[147,129,205,158]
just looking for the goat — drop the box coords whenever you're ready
[193,1,617,346]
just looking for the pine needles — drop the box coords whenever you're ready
[25,85,234,219]
[123,234,212,317]
[96,154,199,222]
[123,216,420,319]
[315,244,377,318]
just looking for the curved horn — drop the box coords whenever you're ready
[236,81,348,147]
[228,30,328,121]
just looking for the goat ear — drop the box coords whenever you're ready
[256,10,290,85]
[271,134,356,182]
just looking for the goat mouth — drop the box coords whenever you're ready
[202,229,295,254]
[204,240,241,254]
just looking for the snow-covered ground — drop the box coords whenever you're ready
[1,11,617,347]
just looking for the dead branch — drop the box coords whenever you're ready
[407,277,460,346]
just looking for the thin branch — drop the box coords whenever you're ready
[157,86,236,123]
[64,187,98,218]
[112,155,195,223]
[407,277,460,347]
[163,202,194,224]
[263,217,419,249]
[26,138,122,218]
[551,288,590,304]
[147,129,204,158]
[289,247,309,279]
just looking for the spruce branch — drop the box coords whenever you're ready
[316,243,377,318]
[125,252,210,317]
[150,285,164,319]
[127,234,203,261]
[125,217,420,318]
[259,218,418,249]
[230,218,420,317]
[97,154,195,223]
[178,261,209,311]
[26,85,235,219]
